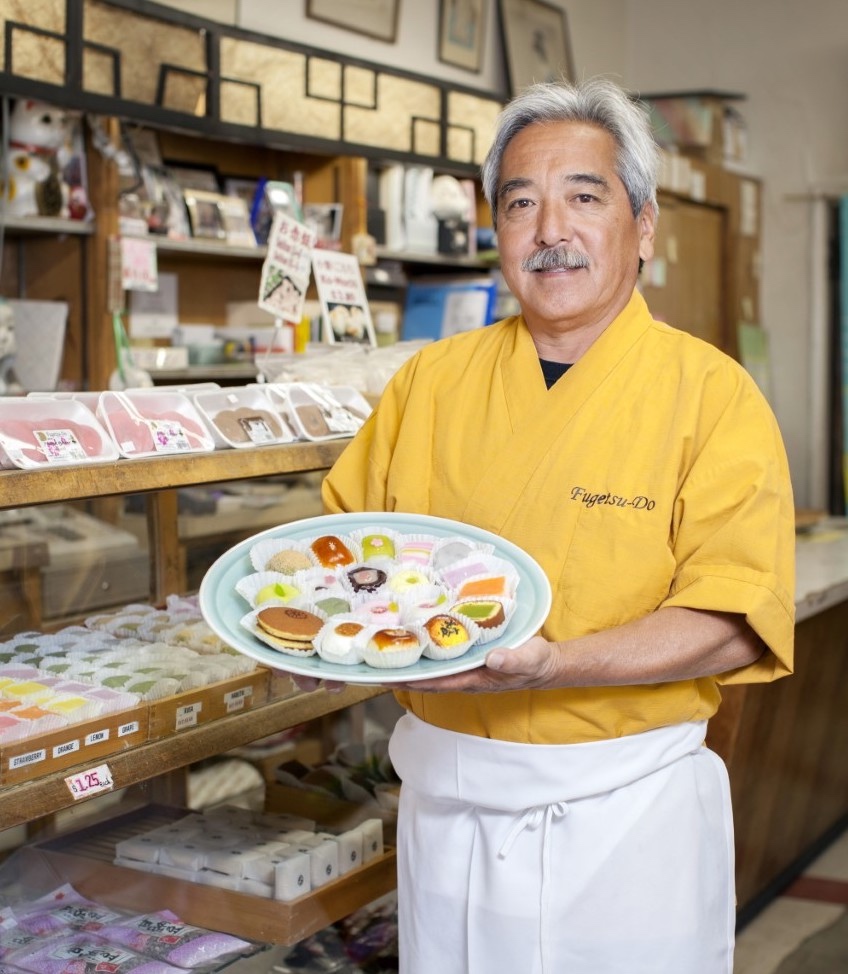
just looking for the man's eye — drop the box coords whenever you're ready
[507,198,532,210]
[575,193,598,204]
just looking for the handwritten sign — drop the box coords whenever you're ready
[312,250,376,346]
[257,212,316,322]
[120,236,158,292]
[65,763,114,801]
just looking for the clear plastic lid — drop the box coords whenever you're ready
[0,396,119,469]
[97,389,216,458]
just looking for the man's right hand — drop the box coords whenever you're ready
[288,672,347,694]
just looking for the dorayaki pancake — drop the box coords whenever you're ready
[256,605,323,650]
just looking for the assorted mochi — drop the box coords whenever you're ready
[237,527,520,668]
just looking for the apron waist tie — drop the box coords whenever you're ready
[498,801,569,974]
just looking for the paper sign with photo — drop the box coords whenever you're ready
[258,211,316,323]
[312,250,376,346]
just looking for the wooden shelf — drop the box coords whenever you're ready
[0,440,350,508]
[152,237,268,261]
[35,803,396,945]
[1,215,94,236]
[375,246,497,269]
[0,684,384,830]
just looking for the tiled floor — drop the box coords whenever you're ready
[734,826,848,973]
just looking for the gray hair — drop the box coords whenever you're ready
[481,77,660,227]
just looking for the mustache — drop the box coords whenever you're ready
[521,247,590,272]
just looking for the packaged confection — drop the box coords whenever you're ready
[192,387,295,449]
[12,884,120,936]
[7,932,186,974]
[0,397,118,469]
[270,383,364,442]
[95,910,255,968]
[97,390,215,458]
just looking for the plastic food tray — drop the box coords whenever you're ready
[0,397,119,469]
[192,386,297,449]
[98,389,216,458]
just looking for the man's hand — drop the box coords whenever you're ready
[288,673,348,694]
[395,635,559,693]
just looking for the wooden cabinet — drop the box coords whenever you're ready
[640,164,763,358]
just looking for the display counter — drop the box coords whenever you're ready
[708,520,848,919]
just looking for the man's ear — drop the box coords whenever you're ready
[638,204,657,264]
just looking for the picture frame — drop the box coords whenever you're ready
[306,0,400,43]
[165,164,221,193]
[438,0,487,73]
[217,195,257,247]
[498,0,575,96]
[183,189,227,241]
[303,202,344,248]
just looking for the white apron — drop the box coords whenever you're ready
[388,713,735,974]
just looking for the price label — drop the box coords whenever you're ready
[64,763,114,801]
[147,419,191,453]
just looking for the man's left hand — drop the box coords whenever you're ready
[395,635,558,693]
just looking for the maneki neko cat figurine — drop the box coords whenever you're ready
[2,99,68,218]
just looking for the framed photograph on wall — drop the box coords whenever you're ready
[499,0,575,96]
[306,0,401,42]
[439,0,487,73]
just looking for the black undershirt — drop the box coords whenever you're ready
[539,358,572,389]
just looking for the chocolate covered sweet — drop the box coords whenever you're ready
[347,566,387,593]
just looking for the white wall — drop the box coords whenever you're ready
[159,0,847,507]
[618,0,848,509]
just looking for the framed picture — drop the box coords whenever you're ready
[303,203,344,248]
[306,0,400,42]
[439,0,487,73]
[217,195,257,247]
[165,164,221,193]
[184,189,227,240]
[498,0,575,96]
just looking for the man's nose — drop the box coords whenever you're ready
[535,199,573,248]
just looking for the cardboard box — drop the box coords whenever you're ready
[147,668,270,739]
[644,91,747,166]
[36,804,397,945]
[1,705,149,786]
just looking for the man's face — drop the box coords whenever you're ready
[495,120,655,341]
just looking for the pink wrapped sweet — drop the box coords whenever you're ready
[8,933,184,974]
[94,910,255,968]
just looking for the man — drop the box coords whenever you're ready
[320,78,795,973]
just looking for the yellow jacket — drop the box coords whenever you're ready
[323,290,795,743]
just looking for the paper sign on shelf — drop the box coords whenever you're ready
[120,235,159,292]
[258,211,316,323]
[312,249,376,346]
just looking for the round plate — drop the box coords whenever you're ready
[199,512,552,685]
